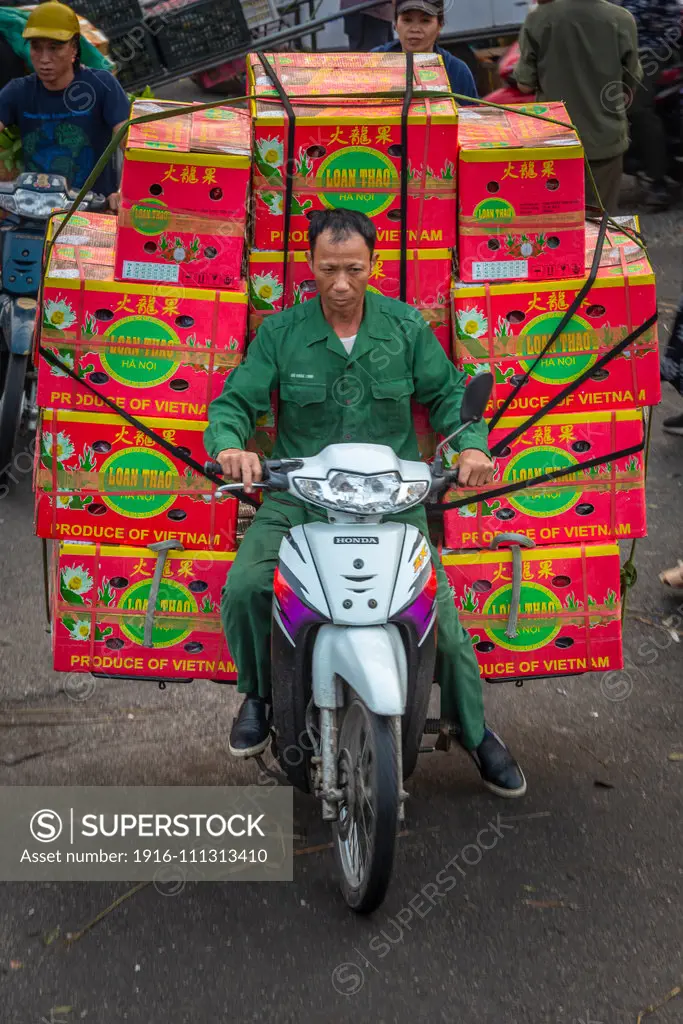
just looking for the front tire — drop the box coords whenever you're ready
[333,698,399,914]
[0,352,28,485]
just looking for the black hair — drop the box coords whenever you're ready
[308,208,376,255]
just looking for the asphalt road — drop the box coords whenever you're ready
[0,101,681,1022]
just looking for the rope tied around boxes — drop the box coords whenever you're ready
[254,52,297,302]
[37,88,655,618]
[254,51,415,304]
[37,345,258,513]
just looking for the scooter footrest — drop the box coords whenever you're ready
[423,718,461,736]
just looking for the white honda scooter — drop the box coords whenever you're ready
[210,372,493,913]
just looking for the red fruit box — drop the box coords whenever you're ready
[122,100,251,217]
[114,210,245,290]
[452,245,660,415]
[52,542,237,681]
[116,100,250,288]
[38,242,246,421]
[35,410,237,551]
[457,102,585,283]
[248,52,458,252]
[443,543,623,680]
[248,247,452,352]
[443,410,646,548]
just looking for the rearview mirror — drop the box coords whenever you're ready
[460,372,493,425]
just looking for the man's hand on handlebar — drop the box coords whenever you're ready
[215,448,263,493]
[457,448,495,488]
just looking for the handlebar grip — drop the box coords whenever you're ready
[204,460,224,477]
[444,468,459,486]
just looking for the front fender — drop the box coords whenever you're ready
[8,300,36,356]
[312,624,407,716]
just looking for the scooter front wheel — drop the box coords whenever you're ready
[0,352,28,485]
[333,697,399,914]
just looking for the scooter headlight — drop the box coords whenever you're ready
[294,470,429,514]
[13,189,70,217]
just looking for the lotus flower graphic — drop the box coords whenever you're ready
[61,565,94,596]
[456,307,488,339]
[250,273,283,309]
[49,349,74,378]
[42,431,75,464]
[68,618,92,641]
[43,298,76,331]
[256,137,284,170]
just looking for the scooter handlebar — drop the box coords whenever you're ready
[83,192,109,212]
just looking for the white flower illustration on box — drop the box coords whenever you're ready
[67,618,92,641]
[48,349,74,378]
[456,306,488,340]
[41,430,75,465]
[43,298,76,331]
[255,137,284,183]
[250,272,283,311]
[61,565,94,597]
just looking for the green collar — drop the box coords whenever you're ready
[303,293,394,363]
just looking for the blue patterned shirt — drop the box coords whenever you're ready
[620,0,681,51]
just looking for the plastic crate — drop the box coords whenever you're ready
[108,23,165,90]
[241,0,280,29]
[147,0,251,72]
[70,0,144,34]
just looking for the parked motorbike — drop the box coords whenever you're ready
[0,172,107,485]
[484,42,683,183]
[207,372,493,913]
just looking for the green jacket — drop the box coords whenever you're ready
[514,0,642,161]
[204,292,490,462]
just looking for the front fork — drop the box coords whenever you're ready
[315,707,408,824]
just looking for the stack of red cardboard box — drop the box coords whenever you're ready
[34,100,254,682]
[445,104,660,682]
[246,51,459,457]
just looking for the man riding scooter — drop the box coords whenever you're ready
[205,208,527,798]
[0,0,130,210]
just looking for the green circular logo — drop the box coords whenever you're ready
[101,316,181,388]
[472,198,516,222]
[118,578,197,648]
[316,146,398,216]
[519,312,597,384]
[130,198,171,236]
[504,446,580,516]
[484,581,562,651]
[100,448,178,518]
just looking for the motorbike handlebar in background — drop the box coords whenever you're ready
[75,191,108,212]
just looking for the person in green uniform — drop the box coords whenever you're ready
[205,208,526,798]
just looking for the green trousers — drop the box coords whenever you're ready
[221,495,486,750]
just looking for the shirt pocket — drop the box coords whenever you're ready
[280,381,328,435]
[368,376,415,438]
